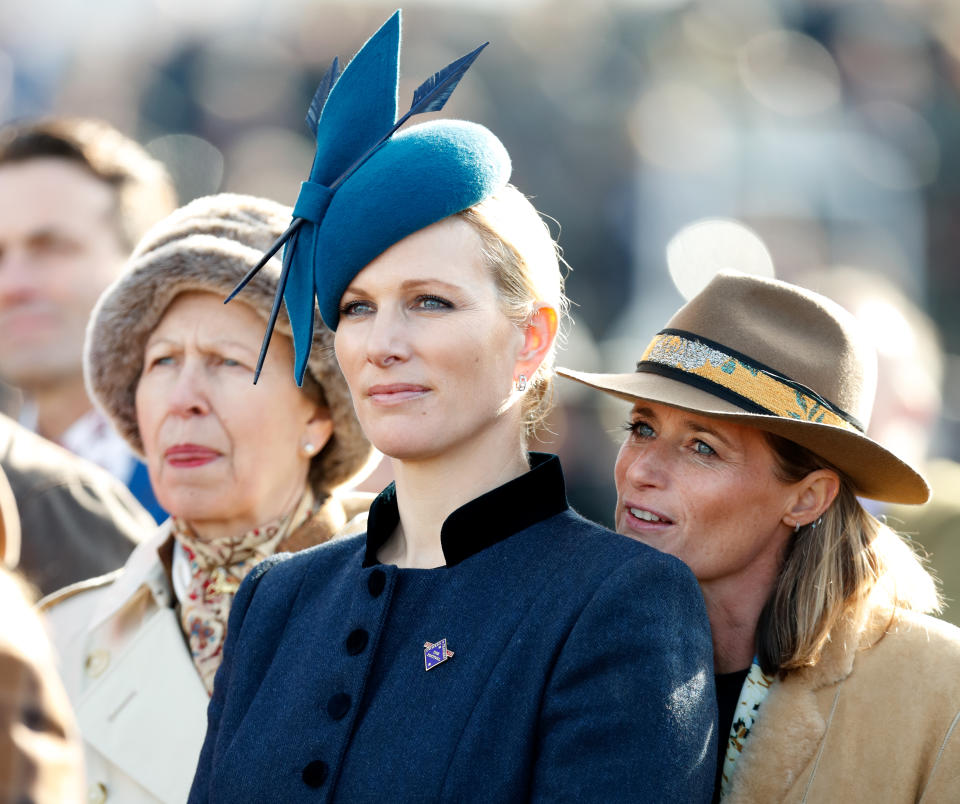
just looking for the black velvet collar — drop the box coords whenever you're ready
[363,452,568,568]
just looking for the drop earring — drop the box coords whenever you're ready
[515,374,528,392]
[794,522,800,534]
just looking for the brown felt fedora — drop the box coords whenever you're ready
[559,271,929,504]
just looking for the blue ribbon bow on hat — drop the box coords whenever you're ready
[226,10,512,384]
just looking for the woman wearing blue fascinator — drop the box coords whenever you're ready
[189,12,716,802]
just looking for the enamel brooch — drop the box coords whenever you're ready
[423,639,454,671]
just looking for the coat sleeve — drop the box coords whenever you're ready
[187,554,287,803]
[530,552,717,804]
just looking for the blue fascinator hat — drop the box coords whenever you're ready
[229,10,512,384]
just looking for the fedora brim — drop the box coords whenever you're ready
[559,367,930,505]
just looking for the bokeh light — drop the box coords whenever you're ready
[666,218,775,300]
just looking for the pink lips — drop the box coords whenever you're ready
[164,444,220,468]
[622,503,674,532]
[366,383,430,404]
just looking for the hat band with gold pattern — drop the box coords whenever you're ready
[636,329,864,433]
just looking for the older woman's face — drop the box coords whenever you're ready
[136,292,331,533]
[614,401,796,596]
[333,217,526,462]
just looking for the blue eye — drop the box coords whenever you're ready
[416,295,453,311]
[223,358,241,368]
[624,420,654,439]
[694,440,715,456]
[340,300,374,317]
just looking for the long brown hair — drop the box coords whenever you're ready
[756,433,940,675]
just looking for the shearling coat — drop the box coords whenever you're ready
[189,454,718,803]
[725,601,960,803]
[41,493,371,804]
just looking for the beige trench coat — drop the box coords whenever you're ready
[40,493,372,804]
[726,602,960,803]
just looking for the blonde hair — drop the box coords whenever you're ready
[756,433,941,675]
[457,185,569,437]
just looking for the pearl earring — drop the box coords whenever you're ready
[302,442,316,456]
[515,374,528,392]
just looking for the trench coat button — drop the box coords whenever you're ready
[367,570,386,598]
[84,650,110,678]
[327,692,351,720]
[345,629,369,655]
[87,781,108,803]
[302,759,329,788]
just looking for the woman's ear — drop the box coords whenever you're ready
[783,469,841,530]
[302,407,334,457]
[515,304,558,380]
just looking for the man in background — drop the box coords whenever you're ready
[0,117,176,522]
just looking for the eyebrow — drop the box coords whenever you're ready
[683,418,735,449]
[343,277,464,296]
[26,226,75,240]
[144,336,258,356]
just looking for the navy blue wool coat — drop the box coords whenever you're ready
[189,454,717,803]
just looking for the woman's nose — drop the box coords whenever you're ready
[365,309,411,367]
[618,441,667,489]
[167,361,211,417]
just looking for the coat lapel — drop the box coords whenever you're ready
[77,605,208,803]
[724,605,883,803]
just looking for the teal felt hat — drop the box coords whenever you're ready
[229,10,511,384]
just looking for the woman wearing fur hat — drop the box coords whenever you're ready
[189,12,716,804]
[561,271,960,803]
[40,192,375,804]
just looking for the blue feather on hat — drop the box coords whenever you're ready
[227,9,511,384]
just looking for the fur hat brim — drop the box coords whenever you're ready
[85,193,376,497]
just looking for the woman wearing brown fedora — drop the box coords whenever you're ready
[561,270,960,803]
[40,193,375,804]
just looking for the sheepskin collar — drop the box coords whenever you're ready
[724,599,892,803]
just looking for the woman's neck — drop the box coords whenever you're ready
[701,578,774,674]
[381,435,530,569]
[182,481,308,546]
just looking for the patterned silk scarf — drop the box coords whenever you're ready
[720,659,775,798]
[173,489,316,694]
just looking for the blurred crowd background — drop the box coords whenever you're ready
[1,0,957,535]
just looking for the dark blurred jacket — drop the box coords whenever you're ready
[1,553,83,803]
[0,413,150,595]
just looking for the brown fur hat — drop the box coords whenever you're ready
[85,193,375,496]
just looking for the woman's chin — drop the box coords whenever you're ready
[157,489,231,526]
[368,436,440,463]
